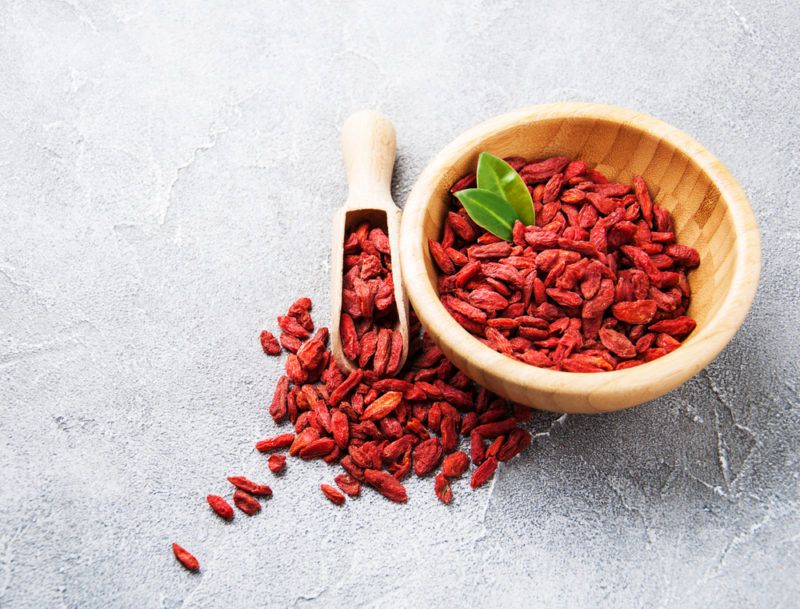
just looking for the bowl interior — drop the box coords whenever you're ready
[420,117,735,349]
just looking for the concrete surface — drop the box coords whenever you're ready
[1,1,798,607]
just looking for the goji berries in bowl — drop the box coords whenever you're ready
[399,103,761,413]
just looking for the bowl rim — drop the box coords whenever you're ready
[399,102,761,413]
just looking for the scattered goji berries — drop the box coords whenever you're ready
[175,222,539,571]
[252,222,533,506]
[432,158,699,371]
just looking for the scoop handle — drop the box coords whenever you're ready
[341,111,397,208]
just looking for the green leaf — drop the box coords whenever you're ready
[476,152,535,226]
[454,188,518,241]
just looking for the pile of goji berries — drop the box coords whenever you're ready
[173,222,535,572]
[257,222,532,504]
[429,157,700,372]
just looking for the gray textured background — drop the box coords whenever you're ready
[1,1,798,608]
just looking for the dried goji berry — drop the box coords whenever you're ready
[611,300,658,325]
[280,332,302,353]
[259,330,281,355]
[633,175,653,226]
[285,354,308,384]
[470,457,498,489]
[440,416,458,453]
[233,489,261,515]
[519,157,569,182]
[497,428,532,462]
[330,409,350,449]
[277,315,310,339]
[340,455,365,481]
[329,369,363,405]
[598,327,636,359]
[289,427,320,456]
[562,354,614,372]
[297,338,326,371]
[269,376,289,422]
[470,431,485,465]
[373,328,392,376]
[334,473,361,497]
[172,543,199,571]
[648,316,697,337]
[207,495,234,521]
[340,313,359,361]
[320,483,346,506]
[429,238,455,274]
[450,174,476,192]
[385,330,404,377]
[227,476,272,497]
[449,212,478,244]
[362,391,402,421]
[472,418,517,438]
[299,438,336,460]
[413,437,443,476]
[256,433,295,453]
[434,473,453,504]
[441,451,469,477]
[268,454,286,473]
[364,469,408,503]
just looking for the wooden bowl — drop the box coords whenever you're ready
[399,103,761,413]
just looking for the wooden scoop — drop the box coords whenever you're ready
[330,111,409,374]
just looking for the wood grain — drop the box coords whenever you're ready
[330,111,410,374]
[399,103,761,413]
